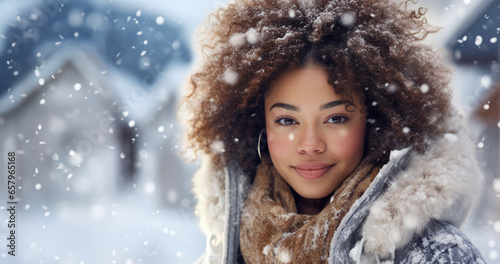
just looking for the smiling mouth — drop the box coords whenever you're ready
[292,164,334,180]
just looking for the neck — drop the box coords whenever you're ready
[292,190,331,215]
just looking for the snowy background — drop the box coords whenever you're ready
[0,0,498,263]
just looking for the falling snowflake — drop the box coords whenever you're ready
[246,28,259,44]
[210,139,225,153]
[171,40,181,50]
[494,221,500,232]
[420,84,429,93]
[277,249,292,263]
[385,83,397,93]
[69,150,83,166]
[481,75,491,88]
[340,12,355,26]
[156,16,165,25]
[223,69,239,85]
[167,189,178,203]
[490,250,498,261]
[144,181,156,194]
[74,83,81,91]
[229,33,246,48]
[475,35,483,46]
[489,240,496,248]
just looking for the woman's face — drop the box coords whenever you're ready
[264,65,367,199]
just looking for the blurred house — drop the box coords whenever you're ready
[446,0,500,221]
[0,0,194,207]
[0,45,136,204]
[0,1,212,263]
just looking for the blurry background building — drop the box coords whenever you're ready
[443,0,500,258]
[0,0,212,263]
[0,0,498,263]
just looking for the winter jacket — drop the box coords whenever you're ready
[192,129,486,263]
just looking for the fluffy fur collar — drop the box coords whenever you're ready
[192,129,483,263]
[192,155,228,264]
[360,129,483,259]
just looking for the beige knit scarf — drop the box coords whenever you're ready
[240,158,379,263]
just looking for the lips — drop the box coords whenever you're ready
[292,163,334,180]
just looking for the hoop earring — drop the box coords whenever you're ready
[257,129,265,160]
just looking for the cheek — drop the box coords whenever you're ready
[329,124,366,157]
[266,130,293,160]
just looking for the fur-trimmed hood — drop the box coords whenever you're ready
[359,129,483,259]
[193,128,484,263]
[337,128,484,263]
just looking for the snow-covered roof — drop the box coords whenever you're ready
[446,0,500,64]
[0,44,117,114]
[0,0,191,97]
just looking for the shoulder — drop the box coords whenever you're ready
[192,155,251,264]
[395,220,486,264]
[192,154,228,243]
[360,129,484,258]
[191,154,229,264]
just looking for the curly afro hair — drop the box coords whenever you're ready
[180,0,457,175]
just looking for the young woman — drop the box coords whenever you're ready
[181,0,486,263]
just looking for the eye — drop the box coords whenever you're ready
[326,115,349,124]
[275,117,298,126]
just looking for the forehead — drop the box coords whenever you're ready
[265,66,348,106]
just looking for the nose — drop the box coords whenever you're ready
[296,125,326,155]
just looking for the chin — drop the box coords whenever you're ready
[296,190,330,200]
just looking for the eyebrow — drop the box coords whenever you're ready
[319,100,353,111]
[269,103,300,112]
[269,100,352,112]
